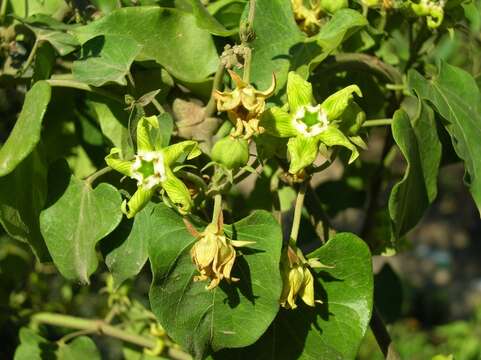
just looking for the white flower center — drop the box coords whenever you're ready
[292,104,329,137]
[131,151,167,190]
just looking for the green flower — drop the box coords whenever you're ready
[261,71,366,175]
[411,0,444,29]
[105,115,201,218]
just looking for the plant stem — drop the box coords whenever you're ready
[318,53,403,85]
[32,313,192,360]
[33,313,155,349]
[211,194,223,226]
[370,306,401,360]
[290,181,307,243]
[204,62,225,118]
[362,119,393,127]
[242,47,252,83]
[1,0,9,19]
[84,166,112,186]
[20,39,40,76]
[151,98,165,114]
[305,184,332,244]
[46,79,123,103]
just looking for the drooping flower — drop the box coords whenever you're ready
[105,115,201,218]
[261,71,366,176]
[280,244,331,309]
[187,214,254,290]
[291,0,322,35]
[214,70,276,139]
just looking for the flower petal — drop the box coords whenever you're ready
[320,85,362,121]
[287,71,314,113]
[161,168,193,214]
[162,140,201,167]
[137,115,160,153]
[287,136,319,174]
[105,148,134,177]
[261,107,298,138]
[122,186,155,219]
[317,126,360,164]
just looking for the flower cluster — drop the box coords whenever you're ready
[214,70,276,139]
[280,244,331,309]
[261,71,366,177]
[105,115,201,218]
[187,215,254,290]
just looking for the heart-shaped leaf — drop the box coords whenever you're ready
[214,233,373,360]
[149,205,283,359]
[40,160,123,283]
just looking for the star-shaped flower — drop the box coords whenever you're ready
[261,71,366,175]
[105,116,201,218]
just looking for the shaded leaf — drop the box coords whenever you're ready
[189,0,237,36]
[149,206,283,359]
[40,160,123,283]
[0,81,51,177]
[73,35,142,87]
[408,63,481,213]
[73,7,219,83]
[106,203,159,288]
[0,148,49,261]
[14,328,56,360]
[57,337,101,360]
[388,100,442,239]
[249,0,304,91]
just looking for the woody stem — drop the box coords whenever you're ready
[290,181,307,243]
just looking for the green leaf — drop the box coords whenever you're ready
[310,9,367,69]
[73,7,219,83]
[14,328,56,360]
[0,148,49,261]
[188,0,237,36]
[73,35,142,87]
[249,0,304,91]
[214,232,373,360]
[0,81,51,177]
[149,206,283,359]
[40,160,123,283]
[408,63,481,213]
[85,94,134,158]
[106,203,158,288]
[57,337,101,360]
[10,0,65,17]
[388,107,441,239]
[36,29,80,56]
[33,42,56,82]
